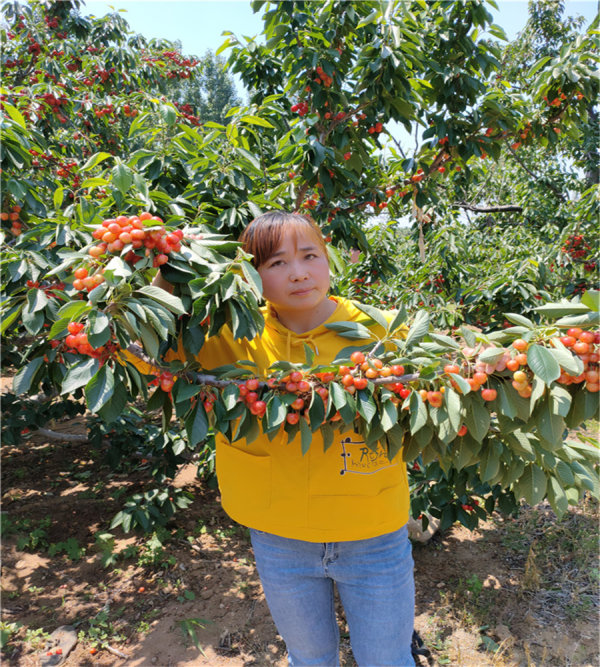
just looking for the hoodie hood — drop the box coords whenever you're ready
[262,296,386,363]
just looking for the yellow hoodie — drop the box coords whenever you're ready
[124,296,410,542]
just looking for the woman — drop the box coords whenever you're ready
[134,211,415,666]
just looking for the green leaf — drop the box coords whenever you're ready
[338,392,356,424]
[1,303,23,335]
[478,347,507,364]
[357,390,377,423]
[354,302,388,330]
[111,163,133,195]
[325,321,374,339]
[185,402,209,446]
[235,147,261,172]
[445,387,462,432]
[527,344,561,386]
[222,383,240,410]
[240,114,274,128]
[85,365,115,413]
[514,464,547,506]
[554,312,599,327]
[26,288,48,313]
[464,396,491,442]
[308,392,325,433]
[299,418,312,455]
[137,286,186,315]
[386,423,405,460]
[58,300,93,321]
[159,104,177,125]
[479,443,501,482]
[404,310,430,348]
[303,343,315,366]
[549,345,584,376]
[536,398,565,450]
[565,389,599,429]
[505,431,537,461]
[138,321,160,361]
[429,333,460,349]
[82,151,112,171]
[97,381,129,424]
[240,260,263,298]
[88,310,111,349]
[555,460,575,487]
[580,290,599,312]
[550,384,572,418]
[529,376,545,413]
[53,186,64,209]
[172,380,203,404]
[61,358,100,394]
[534,302,591,317]
[380,400,398,432]
[546,476,568,519]
[266,394,286,431]
[330,382,349,410]
[357,7,379,28]
[13,357,45,395]
[504,313,534,328]
[2,101,26,128]
[387,305,407,335]
[409,390,427,434]
[496,382,517,420]
[448,372,471,396]
[461,326,477,347]
[452,434,481,470]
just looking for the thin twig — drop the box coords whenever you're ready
[505,139,565,201]
[105,644,128,659]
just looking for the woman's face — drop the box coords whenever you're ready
[257,227,331,319]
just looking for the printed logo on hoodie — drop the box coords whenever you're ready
[339,437,398,476]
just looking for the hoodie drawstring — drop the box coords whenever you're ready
[285,329,319,360]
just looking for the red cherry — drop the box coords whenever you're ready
[481,388,497,401]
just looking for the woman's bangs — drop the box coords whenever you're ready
[241,213,326,267]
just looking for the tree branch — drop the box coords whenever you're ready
[124,343,420,387]
[452,202,523,213]
[36,428,88,442]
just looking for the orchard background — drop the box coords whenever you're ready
[1,0,599,664]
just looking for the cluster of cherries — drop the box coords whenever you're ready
[562,234,590,260]
[174,102,200,126]
[1,204,23,236]
[149,371,175,393]
[311,65,334,88]
[87,212,184,268]
[61,321,120,362]
[141,49,199,80]
[291,101,310,117]
[556,328,599,392]
[71,266,105,292]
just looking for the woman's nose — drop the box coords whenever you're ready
[289,262,308,280]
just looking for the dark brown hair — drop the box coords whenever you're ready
[239,211,327,267]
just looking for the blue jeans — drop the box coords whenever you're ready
[250,526,415,667]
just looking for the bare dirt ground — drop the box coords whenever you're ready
[1,379,598,667]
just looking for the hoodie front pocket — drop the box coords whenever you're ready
[216,444,272,513]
